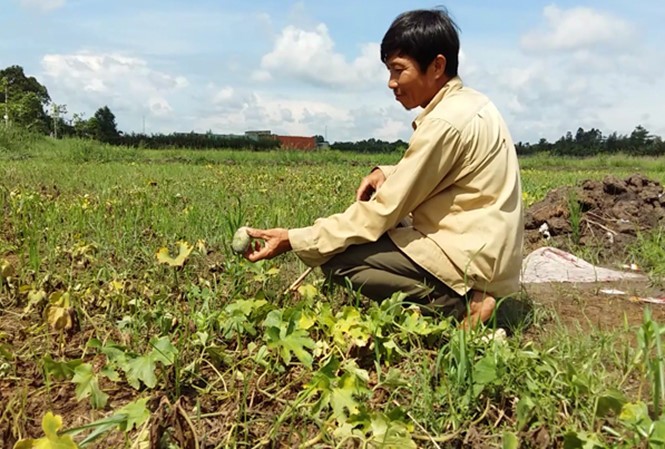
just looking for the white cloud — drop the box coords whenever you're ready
[18,0,64,12]
[521,5,635,53]
[259,24,384,89]
[459,6,664,143]
[41,51,188,124]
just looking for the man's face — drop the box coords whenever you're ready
[385,54,443,110]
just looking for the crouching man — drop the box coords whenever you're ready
[243,8,524,329]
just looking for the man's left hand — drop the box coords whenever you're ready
[243,228,292,262]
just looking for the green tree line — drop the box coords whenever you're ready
[516,125,665,157]
[1,64,663,155]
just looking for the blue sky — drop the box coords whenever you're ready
[3,0,664,142]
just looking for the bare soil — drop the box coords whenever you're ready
[521,173,665,331]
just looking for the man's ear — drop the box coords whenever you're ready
[431,54,447,79]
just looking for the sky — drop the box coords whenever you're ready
[2,0,664,143]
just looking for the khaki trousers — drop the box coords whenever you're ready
[321,235,467,320]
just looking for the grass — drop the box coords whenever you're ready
[1,132,665,448]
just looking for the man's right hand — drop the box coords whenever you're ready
[356,168,386,201]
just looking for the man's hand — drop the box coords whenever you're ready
[243,228,292,262]
[356,169,386,201]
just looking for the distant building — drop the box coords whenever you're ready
[244,130,272,141]
[242,130,318,150]
[275,135,317,151]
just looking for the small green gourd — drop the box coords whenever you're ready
[232,227,251,253]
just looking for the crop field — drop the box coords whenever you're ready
[2,138,665,448]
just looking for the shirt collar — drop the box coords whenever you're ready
[412,76,463,130]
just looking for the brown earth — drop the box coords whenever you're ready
[525,173,665,260]
[521,173,665,332]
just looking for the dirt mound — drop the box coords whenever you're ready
[525,174,665,261]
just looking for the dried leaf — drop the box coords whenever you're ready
[156,241,193,267]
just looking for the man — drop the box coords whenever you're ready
[243,8,523,329]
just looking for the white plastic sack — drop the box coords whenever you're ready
[520,247,646,284]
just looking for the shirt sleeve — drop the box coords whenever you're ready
[288,118,464,266]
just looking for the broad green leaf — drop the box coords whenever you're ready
[268,327,316,367]
[400,309,446,336]
[100,366,121,382]
[117,398,150,432]
[297,284,318,301]
[220,299,268,338]
[331,307,370,349]
[98,343,129,367]
[23,289,47,314]
[595,390,626,418]
[516,395,536,430]
[474,356,498,385]
[651,419,665,446]
[72,364,108,409]
[125,355,157,389]
[369,412,416,449]
[13,412,79,449]
[562,431,604,449]
[43,357,83,381]
[297,310,317,330]
[620,401,651,428]
[156,241,193,267]
[225,298,267,316]
[503,431,519,449]
[149,336,177,366]
[331,374,360,421]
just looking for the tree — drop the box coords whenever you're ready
[90,106,120,142]
[0,65,51,133]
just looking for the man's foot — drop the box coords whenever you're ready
[460,291,496,330]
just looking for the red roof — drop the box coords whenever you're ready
[275,135,317,151]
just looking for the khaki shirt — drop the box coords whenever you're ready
[288,77,523,297]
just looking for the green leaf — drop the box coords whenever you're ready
[516,395,536,430]
[595,390,627,418]
[369,412,416,448]
[72,364,108,409]
[124,355,157,389]
[270,327,316,367]
[562,431,604,449]
[116,398,150,432]
[503,431,519,449]
[43,357,83,381]
[264,310,316,367]
[330,373,361,421]
[297,284,318,301]
[13,412,79,449]
[75,415,128,446]
[651,419,665,446]
[149,336,177,366]
[330,307,371,349]
[100,366,121,382]
[620,401,651,428]
[474,356,498,385]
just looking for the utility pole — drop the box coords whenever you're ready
[52,103,58,138]
[3,78,8,128]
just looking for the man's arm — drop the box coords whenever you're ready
[289,119,465,266]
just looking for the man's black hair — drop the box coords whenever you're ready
[381,8,460,77]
